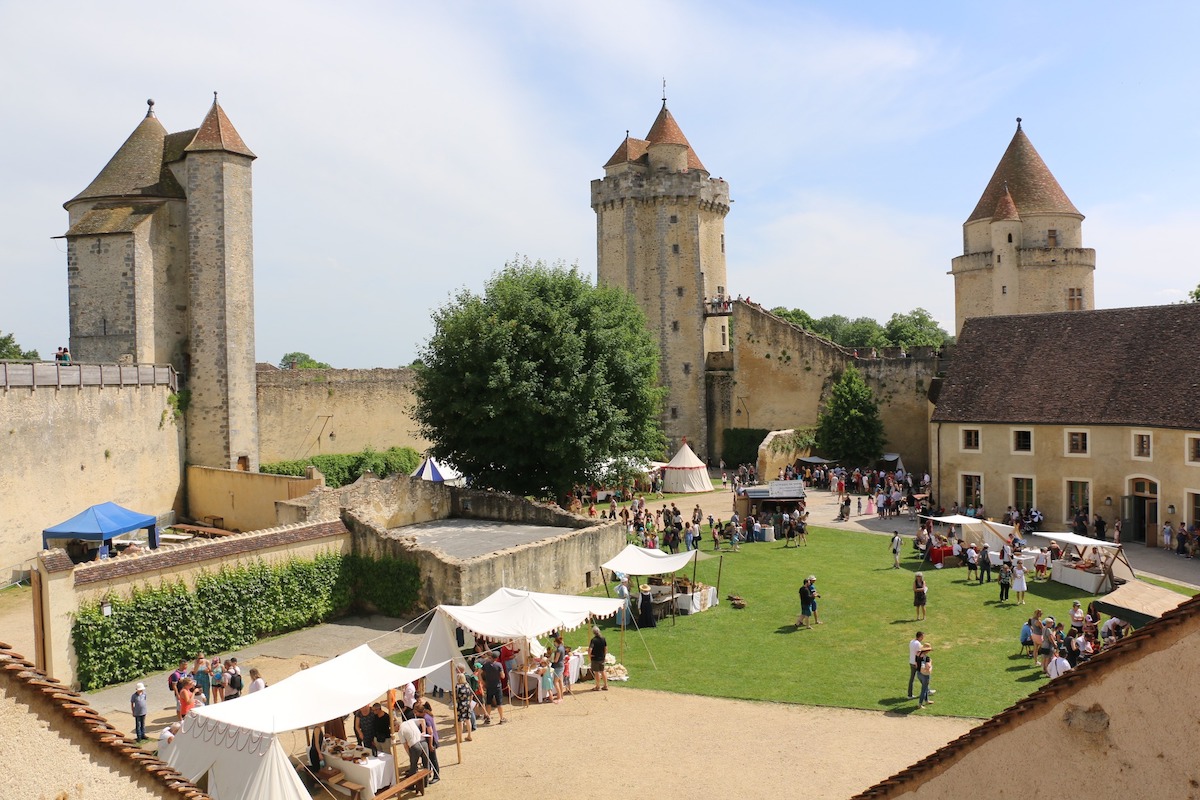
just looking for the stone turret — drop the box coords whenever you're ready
[592,101,730,460]
[950,119,1095,334]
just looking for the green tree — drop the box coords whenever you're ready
[842,316,889,349]
[414,257,665,500]
[884,308,953,349]
[815,365,885,466]
[278,352,331,369]
[770,307,816,331]
[0,330,38,360]
[811,314,850,344]
[1188,283,1200,303]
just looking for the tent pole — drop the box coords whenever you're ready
[628,603,657,670]
[671,571,677,626]
[597,553,611,597]
[715,555,724,599]
[454,688,464,765]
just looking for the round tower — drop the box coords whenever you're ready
[951,119,1095,334]
[591,101,730,461]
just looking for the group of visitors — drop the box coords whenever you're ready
[53,346,72,365]
[1020,600,1130,679]
[347,682,443,786]
[1159,519,1198,557]
[142,653,250,745]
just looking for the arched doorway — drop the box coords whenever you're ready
[1122,477,1158,546]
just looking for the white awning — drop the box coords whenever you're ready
[601,544,706,575]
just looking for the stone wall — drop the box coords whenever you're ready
[256,367,430,464]
[0,382,184,565]
[186,465,324,532]
[724,303,936,472]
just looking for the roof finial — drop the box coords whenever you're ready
[662,77,667,108]
[625,129,630,139]
[145,99,156,118]
[1016,116,1022,129]
[213,91,219,105]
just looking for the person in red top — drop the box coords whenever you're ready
[177,678,197,719]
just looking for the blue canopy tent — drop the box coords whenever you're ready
[410,457,463,485]
[42,502,159,555]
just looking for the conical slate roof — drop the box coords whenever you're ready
[184,98,255,158]
[966,121,1079,224]
[69,108,185,205]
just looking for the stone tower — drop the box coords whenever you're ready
[64,97,259,471]
[950,119,1095,334]
[591,101,731,461]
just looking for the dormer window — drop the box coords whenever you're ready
[1047,229,1058,247]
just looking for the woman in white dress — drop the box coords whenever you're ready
[1012,562,1029,605]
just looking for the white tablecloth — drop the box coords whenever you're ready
[650,585,718,614]
[509,653,579,701]
[324,750,394,799]
[1051,561,1108,593]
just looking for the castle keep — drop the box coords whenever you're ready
[64,97,259,471]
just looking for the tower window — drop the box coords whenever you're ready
[670,214,678,224]
[997,254,1001,264]
[671,320,679,332]
[1067,288,1083,311]
[1001,285,1007,295]
[721,234,725,253]
[1048,229,1058,247]
[682,363,691,375]
[676,286,684,297]
[1007,233,1013,243]
[721,325,727,346]
[672,244,680,254]
[670,407,678,419]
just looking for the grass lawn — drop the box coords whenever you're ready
[386,525,1198,719]
[567,526,1098,720]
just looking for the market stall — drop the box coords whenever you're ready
[166,645,443,800]
[1094,580,1188,628]
[1025,530,1137,595]
[601,544,719,622]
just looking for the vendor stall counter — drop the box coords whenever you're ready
[1051,561,1109,594]
[322,746,394,799]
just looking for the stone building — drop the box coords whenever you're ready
[64,96,259,471]
[949,119,1096,335]
[929,303,1200,543]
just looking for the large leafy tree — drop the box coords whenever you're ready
[278,352,332,369]
[815,364,885,466]
[884,308,953,348]
[768,307,953,349]
[0,330,38,360]
[414,258,665,499]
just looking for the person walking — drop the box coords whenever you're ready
[588,625,609,691]
[978,544,993,583]
[915,643,934,709]
[965,543,979,581]
[891,530,903,569]
[480,652,507,724]
[796,577,815,629]
[907,632,925,699]
[1012,561,1028,605]
[130,683,149,741]
[997,562,1013,602]
[913,572,928,620]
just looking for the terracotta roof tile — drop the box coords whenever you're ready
[932,304,1200,429]
[967,121,1079,224]
[184,99,255,159]
[603,136,649,168]
[853,591,1200,798]
[645,104,705,171]
[0,644,209,799]
[41,549,75,573]
[73,519,348,586]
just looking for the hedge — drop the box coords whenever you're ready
[259,446,421,488]
[72,552,420,690]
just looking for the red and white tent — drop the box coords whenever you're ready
[661,441,713,494]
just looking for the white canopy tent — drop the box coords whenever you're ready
[167,645,443,800]
[408,588,626,692]
[410,456,464,485]
[1023,529,1138,590]
[601,544,703,576]
[660,442,713,494]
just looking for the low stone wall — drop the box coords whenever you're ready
[36,520,350,687]
[187,465,324,532]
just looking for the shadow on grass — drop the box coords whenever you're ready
[879,696,914,707]
[1017,672,1046,682]
[773,625,805,635]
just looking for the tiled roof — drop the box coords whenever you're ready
[0,643,209,799]
[69,113,186,206]
[852,590,1200,799]
[990,184,1020,222]
[73,519,348,586]
[603,135,650,168]
[966,121,1079,224]
[605,103,706,171]
[932,304,1200,429]
[65,202,163,237]
[184,100,255,159]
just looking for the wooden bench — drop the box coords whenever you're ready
[315,766,344,784]
[374,769,431,798]
[335,780,365,797]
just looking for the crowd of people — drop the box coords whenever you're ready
[142,653,252,746]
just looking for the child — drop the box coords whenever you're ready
[537,657,556,703]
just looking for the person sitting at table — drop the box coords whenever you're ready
[914,528,930,556]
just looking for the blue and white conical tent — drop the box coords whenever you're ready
[410,456,464,485]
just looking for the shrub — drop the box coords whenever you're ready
[259,446,420,488]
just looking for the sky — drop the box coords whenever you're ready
[1,1,1198,368]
